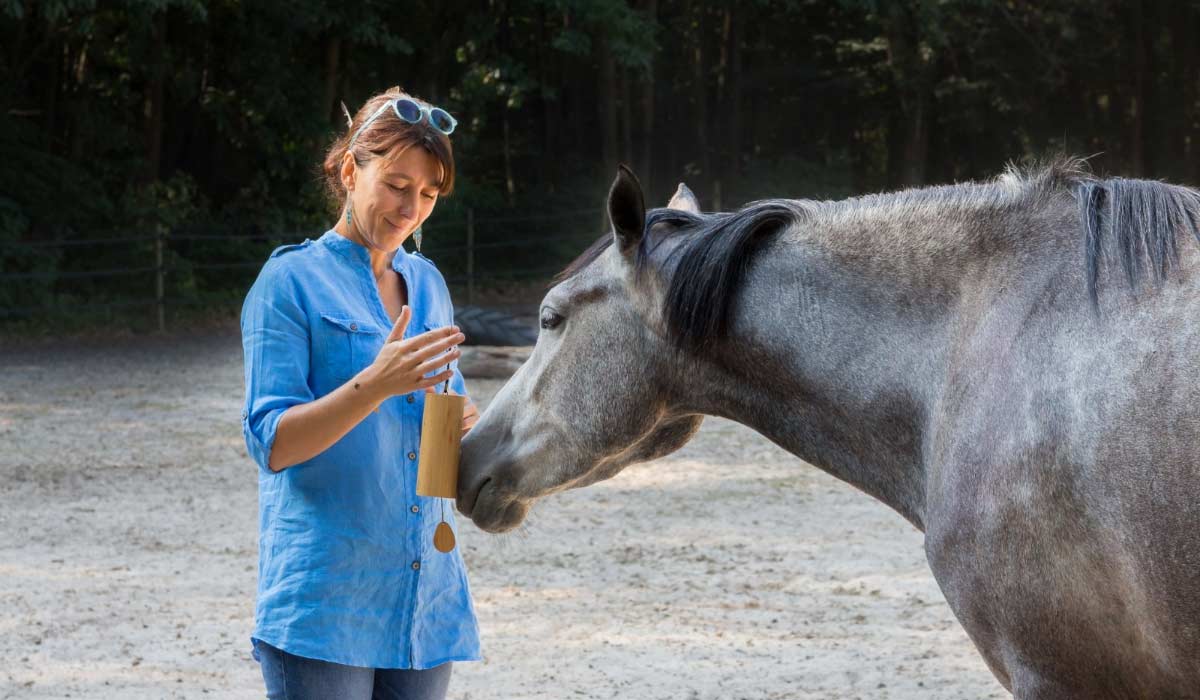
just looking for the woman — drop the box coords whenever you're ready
[240,87,481,699]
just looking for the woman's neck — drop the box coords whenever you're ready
[333,218,397,280]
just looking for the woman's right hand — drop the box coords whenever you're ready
[364,306,465,398]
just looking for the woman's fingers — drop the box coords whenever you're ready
[384,306,412,343]
[412,347,461,377]
[404,329,465,367]
[403,325,463,350]
[461,400,479,434]
[415,370,455,390]
[377,320,463,395]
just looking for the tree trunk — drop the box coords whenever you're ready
[691,2,709,203]
[43,37,60,151]
[503,114,515,206]
[1127,0,1146,177]
[727,4,743,180]
[883,3,933,188]
[537,4,557,187]
[143,11,168,183]
[1146,1,1174,180]
[1183,5,1200,184]
[638,0,657,188]
[713,7,730,208]
[322,36,341,126]
[68,39,89,161]
[620,68,634,168]
[598,33,619,178]
[496,0,516,203]
[564,10,586,166]
[1167,3,1197,183]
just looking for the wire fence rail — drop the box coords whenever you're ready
[0,207,605,329]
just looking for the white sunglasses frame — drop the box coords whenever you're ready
[347,98,457,148]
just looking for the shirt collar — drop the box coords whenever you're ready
[318,229,411,275]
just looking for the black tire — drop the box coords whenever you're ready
[453,305,538,346]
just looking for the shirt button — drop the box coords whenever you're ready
[410,505,419,514]
[408,451,416,460]
[406,395,415,403]
[349,322,358,331]
[412,561,421,571]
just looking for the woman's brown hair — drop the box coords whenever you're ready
[321,87,456,214]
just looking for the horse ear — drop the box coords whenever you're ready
[608,164,646,254]
[667,183,700,214]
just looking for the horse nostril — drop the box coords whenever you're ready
[458,477,491,517]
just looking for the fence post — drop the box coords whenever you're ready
[155,228,165,333]
[466,208,476,306]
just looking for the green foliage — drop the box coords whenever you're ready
[2,0,1198,328]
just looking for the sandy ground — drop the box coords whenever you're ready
[0,330,1006,699]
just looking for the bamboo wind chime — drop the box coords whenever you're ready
[415,360,466,553]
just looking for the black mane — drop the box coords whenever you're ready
[644,202,809,353]
[1078,177,1200,306]
[554,200,808,354]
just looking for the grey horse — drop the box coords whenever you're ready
[456,159,1200,698]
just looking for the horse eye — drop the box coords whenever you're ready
[539,309,563,330]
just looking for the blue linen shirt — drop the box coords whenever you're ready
[240,229,482,669]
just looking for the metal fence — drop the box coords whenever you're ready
[0,208,605,330]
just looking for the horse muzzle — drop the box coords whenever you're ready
[457,431,531,533]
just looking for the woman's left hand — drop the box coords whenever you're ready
[462,399,479,435]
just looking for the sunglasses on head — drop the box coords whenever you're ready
[348,97,458,148]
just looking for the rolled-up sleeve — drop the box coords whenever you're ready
[240,261,313,473]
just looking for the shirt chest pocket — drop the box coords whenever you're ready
[315,313,385,382]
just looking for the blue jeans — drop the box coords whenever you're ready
[252,638,453,700]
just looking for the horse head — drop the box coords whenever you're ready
[456,167,705,533]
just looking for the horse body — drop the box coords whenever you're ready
[924,246,1200,696]
[458,161,1200,697]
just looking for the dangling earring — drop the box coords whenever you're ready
[413,227,423,252]
[345,198,352,226]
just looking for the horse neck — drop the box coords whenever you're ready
[675,203,1040,531]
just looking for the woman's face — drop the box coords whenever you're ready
[342,144,442,252]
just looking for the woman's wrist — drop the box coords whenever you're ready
[350,365,391,407]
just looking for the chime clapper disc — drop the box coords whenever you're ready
[434,521,456,552]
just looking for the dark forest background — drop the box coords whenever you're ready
[3,0,1200,329]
